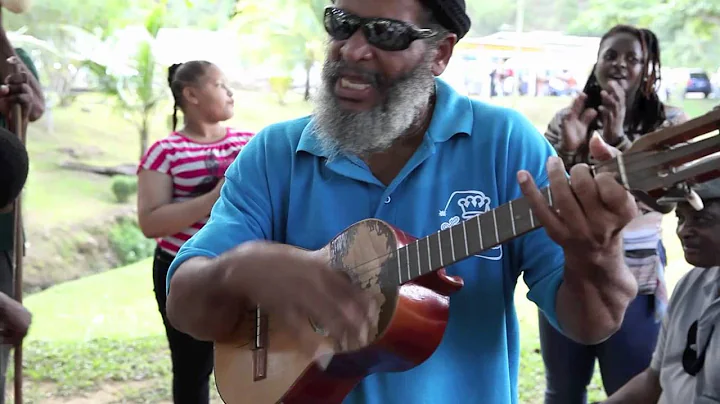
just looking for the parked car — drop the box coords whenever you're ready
[684,69,712,98]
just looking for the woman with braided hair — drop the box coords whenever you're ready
[136,60,253,403]
[540,25,689,404]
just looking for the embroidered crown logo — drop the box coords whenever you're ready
[457,194,491,220]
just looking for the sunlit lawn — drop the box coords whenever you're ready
[17,86,716,401]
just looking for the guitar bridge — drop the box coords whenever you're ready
[251,306,268,381]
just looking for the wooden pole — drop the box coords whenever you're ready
[8,56,25,404]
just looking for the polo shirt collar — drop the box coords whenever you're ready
[296,77,474,157]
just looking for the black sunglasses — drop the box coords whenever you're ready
[682,320,711,376]
[323,6,437,52]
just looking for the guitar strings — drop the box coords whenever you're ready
[324,141,703,281]
[316,156,623,280]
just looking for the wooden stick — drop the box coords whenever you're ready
[7,55,25,404]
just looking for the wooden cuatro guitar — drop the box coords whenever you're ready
[214,109,720,404]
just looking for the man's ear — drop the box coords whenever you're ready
[431,33,457,77]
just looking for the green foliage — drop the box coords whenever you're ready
[108,218,154,266]
[570,0,720,70]
[269,76,294,104]
[230,0,329,101]
[111,176,138,203]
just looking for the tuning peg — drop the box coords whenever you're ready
[686,189,704,211]
[656,183,704,211]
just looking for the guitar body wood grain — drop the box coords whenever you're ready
[214,219,464,403]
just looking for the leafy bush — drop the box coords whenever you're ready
[108,217,154,266]
[111,176,138,203]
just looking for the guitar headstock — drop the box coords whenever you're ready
[597,108,720,212]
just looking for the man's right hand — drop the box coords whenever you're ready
[560,93,599,153]
[225,242,375,352]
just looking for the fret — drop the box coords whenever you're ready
[398,245,409,284]
[462,221,469,256]
[395,250,402,284]
[491,209,500,244]
[436,231,443,268]
[405,244,411,281]
[479,212,497,249]
[508,200,517,236]
[494,204,518,242]
[476,215,484,250]
[407,241,420,278]
[448,227,456,262]
[429,231,442,271]
[439,228,454,267]
[529,204,535,228]
[509,196,536,235]
[421,237,431,276]
[416,241,421,274]
[465,215,482,255]
[450,223,466,261]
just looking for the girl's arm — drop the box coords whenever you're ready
[137,169,223,239]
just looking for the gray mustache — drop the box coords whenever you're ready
[324,61,383,88]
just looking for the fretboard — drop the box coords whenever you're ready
[392,187,553,285]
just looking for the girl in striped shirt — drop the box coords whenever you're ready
[136,60,253,404]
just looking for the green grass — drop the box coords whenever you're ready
[18,259,167,395]
[24,259,163,341]
[13,258,217,401]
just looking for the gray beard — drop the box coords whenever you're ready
[311,54,436,159]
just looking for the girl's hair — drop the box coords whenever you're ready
[579,25,665,160]
[168,60,213,131]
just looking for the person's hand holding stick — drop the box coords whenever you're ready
[6,55,25,404]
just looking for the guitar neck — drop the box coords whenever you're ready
[392,187,553,285]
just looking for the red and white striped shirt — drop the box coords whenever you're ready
[138,128,253,255]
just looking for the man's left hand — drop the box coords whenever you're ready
[518,134,638,279]
[0,67,32,120]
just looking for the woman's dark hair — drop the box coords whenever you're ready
[579,25,665,160]
[0,127,29,209]
[168,60,213,131]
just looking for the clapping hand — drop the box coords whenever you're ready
[597,80,627,145]
[559,93,599,153]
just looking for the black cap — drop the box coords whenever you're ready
[421,0,472,39]
[693,177,720,201]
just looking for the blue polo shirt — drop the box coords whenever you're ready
[167,78,566,404]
